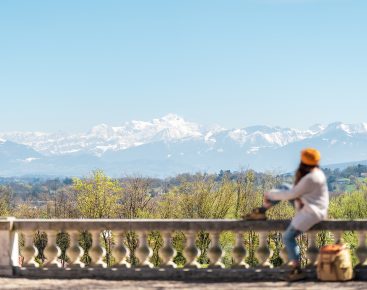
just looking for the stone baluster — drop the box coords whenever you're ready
[0,217,19,274]
[66,231,85,268]
[112,231,130,268]
[208,231,225,268]
[356,231,367,268]
[232,232,248,268]
[89,230,107,268]
[306,232,319,268]
[255,232,273,268]
[136,231,153,268]
[158,232,177,268]
[279,247,289,267]
[333,231,342,244]
[183,231,201,268]
[21,231,39,268]
[43,230,62,268]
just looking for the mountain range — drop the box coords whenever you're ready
[1,114,367,177]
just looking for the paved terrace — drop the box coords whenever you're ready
[0,279,366,290]
[1,218,367,288]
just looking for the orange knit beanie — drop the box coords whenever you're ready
[301,148,321,166]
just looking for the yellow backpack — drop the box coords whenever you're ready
[317,243,354,281]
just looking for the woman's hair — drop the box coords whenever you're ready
[294,162,319,185]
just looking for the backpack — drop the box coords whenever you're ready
[316,243,354,281]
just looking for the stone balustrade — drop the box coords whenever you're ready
[1,218,367,280]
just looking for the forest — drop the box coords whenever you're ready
[0,165,367,268]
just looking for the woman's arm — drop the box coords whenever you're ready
[265,175,313,201]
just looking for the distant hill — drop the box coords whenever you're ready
[324,160,367,170]
[1,115,367,177]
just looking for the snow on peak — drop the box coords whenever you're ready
[1,117,367,157]
[227,126,312,147]
[323,122,367,135]
[128,114,202,142]
[90,124,115,138]
[204,125,226,144]
[309,124,325,133]
[75,114,202,154]
[47,114,202,155]
[348,123,367,134]
[159,113,184,122]
[228,129,247,143]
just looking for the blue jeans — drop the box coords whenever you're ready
[283,225,302,262]
[267,199,302,262]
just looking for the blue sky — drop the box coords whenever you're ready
[0,0,366,132]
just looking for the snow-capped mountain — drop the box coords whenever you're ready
[1,115,367,177]
[0,114,203,156]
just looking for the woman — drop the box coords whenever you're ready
[245,148,329,281]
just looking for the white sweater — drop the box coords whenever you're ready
[266,168,329,232]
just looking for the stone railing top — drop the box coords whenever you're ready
[0,218,366,232]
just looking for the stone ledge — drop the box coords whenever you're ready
[12,267,367,282]
[13,267,317,282]
[0,266,12,277]
[12,219,367,232]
